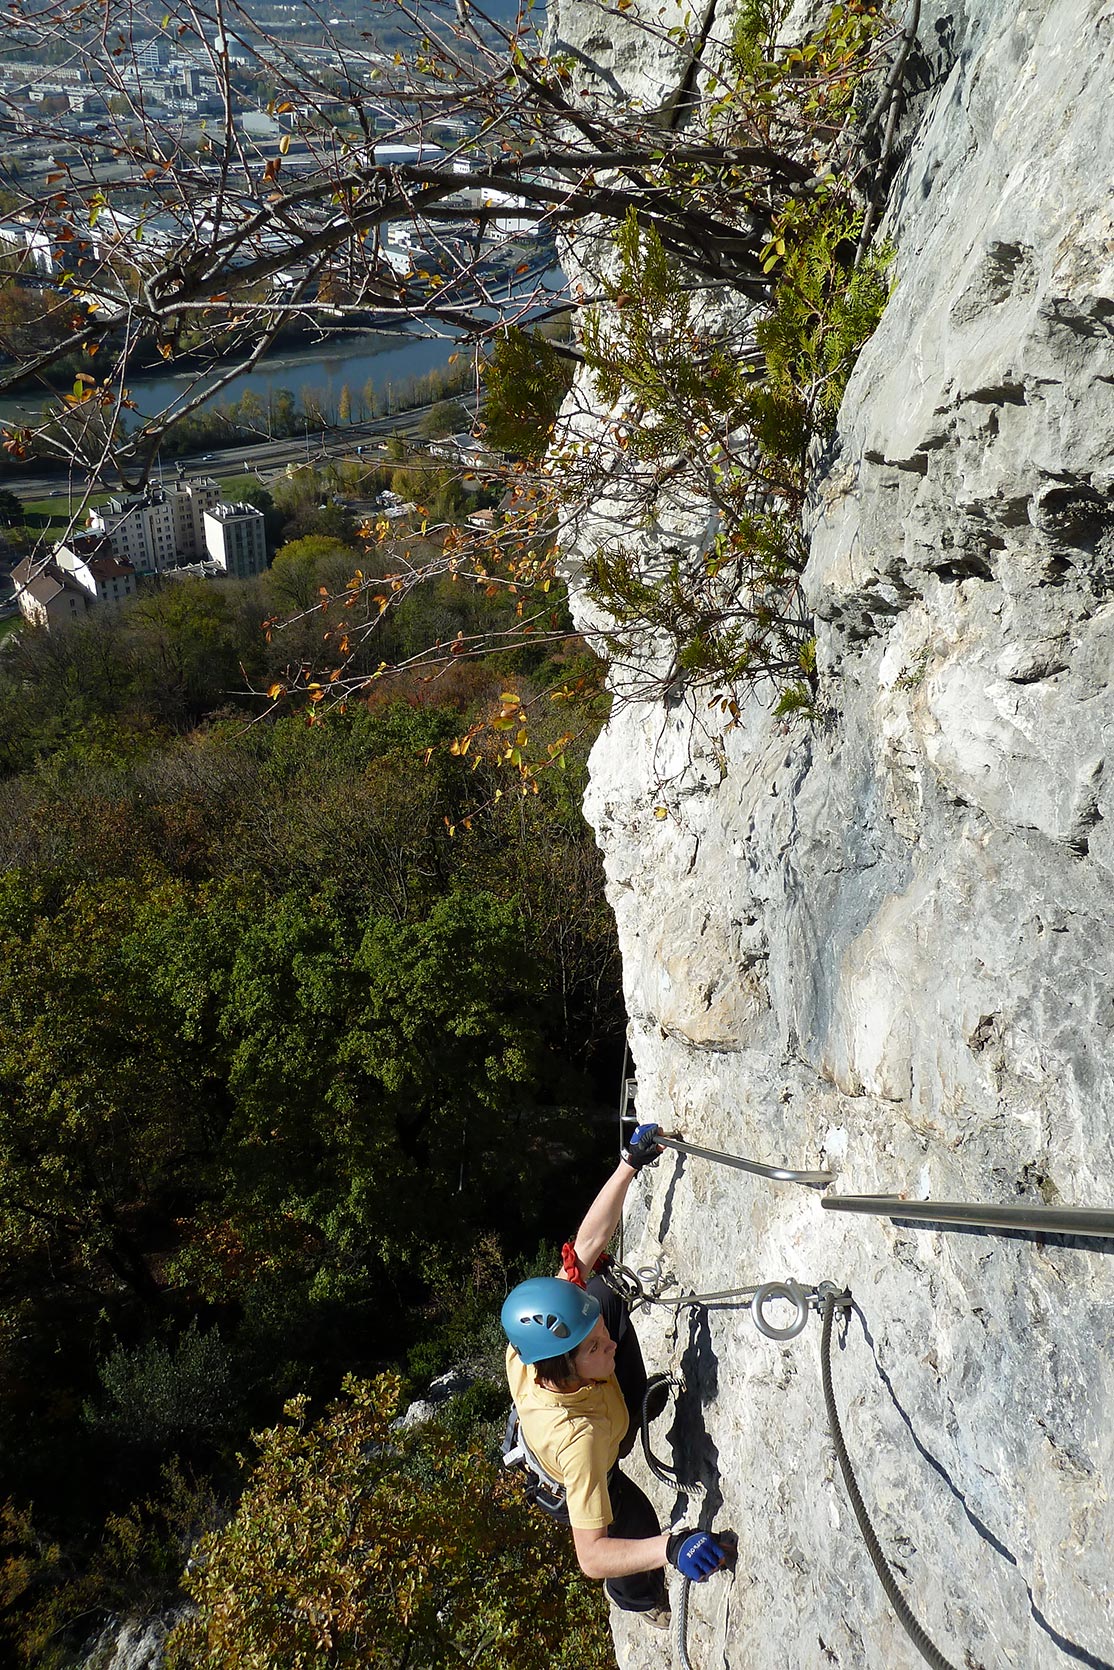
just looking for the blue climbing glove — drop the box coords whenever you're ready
[667,1529,734,1581]
[621,1122,664,1172]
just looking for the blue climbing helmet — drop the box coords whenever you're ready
[501,1277,600,1364]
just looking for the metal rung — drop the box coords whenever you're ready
[656,1133,832,1188]
[822,1197,1114,1238]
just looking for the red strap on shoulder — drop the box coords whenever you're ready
[560,1241,585,1287]
[561,1242,612,1286]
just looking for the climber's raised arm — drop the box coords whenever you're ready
[564,1124,664,1282]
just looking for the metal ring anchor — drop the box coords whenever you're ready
[750,1280,812,1340]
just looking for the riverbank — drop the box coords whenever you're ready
[2,380,480,502]
[0,312,404,402]
[0,332,475,494]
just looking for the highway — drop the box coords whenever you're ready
[2,393,481,501]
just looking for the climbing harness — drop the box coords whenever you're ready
[503,1365,706,1669]
[500,1408,569,1512]
[501,1371,688,1512]
[819,1290,958,1670]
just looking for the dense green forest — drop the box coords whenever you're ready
[0,530,619,1665]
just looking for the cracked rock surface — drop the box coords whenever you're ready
[555,1,1114,1665]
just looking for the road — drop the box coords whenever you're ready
[2,394,480,500]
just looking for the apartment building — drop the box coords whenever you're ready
[203,503,267,579]
[89,477,221,574]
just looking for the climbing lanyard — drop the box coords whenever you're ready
[604,1254,832,1341]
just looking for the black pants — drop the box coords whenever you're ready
[539,1271,666,1614]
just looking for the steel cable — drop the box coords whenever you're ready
[636,1372,698,1669]
[820,1293,959,1670]
[675,1570,695,1670]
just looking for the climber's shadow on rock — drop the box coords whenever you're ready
[656,1148,687,1244]
[887,1217,1114,1257]
[667,1305,723,1531]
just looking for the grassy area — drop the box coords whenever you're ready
[216,472,269,497]
[22,493,112,536]
[0,613,22,643]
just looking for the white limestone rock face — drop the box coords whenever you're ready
[80,1615,180,1670]
[547,0,700,115]
[558,1,1114,1666]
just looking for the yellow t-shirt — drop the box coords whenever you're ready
[506,1345,630,1529]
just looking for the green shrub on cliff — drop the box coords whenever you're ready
[472,0,897,718]
[165,1375,611,1670]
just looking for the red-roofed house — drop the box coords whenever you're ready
[54,536,137,609]
[10,554,95,629]
[10,535,137,630]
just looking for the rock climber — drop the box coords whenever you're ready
[501,1121,736,1627]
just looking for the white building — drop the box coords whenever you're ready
[10,554,94,629]
[0,219,59,276]
[167,477,222,562]
[89,491,171,575]
[133,36,170,72]
[203,503,267,579]
[89,476,221,573]
[372,142,446,167]
[444,182,539,240]
[54,536,137,608]
[428,432,493,469]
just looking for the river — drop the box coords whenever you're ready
[0,267,568,433]
[130,327,468,426]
